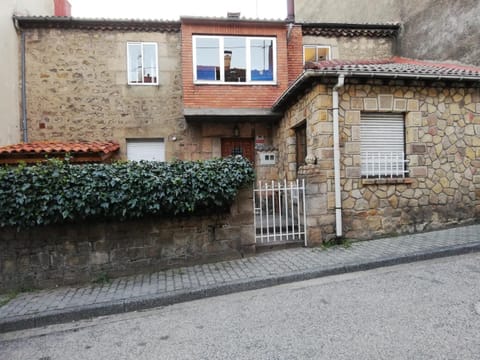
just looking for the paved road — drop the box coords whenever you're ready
[1,253,480,359]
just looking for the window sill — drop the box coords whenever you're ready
[193,81,277,86]
[361,178,414,186]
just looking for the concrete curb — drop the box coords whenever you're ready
[1,241,480,333]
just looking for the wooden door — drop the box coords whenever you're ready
[221,138,255,163]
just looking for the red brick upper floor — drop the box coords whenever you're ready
[181,17,304,114]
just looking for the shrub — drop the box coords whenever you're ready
[0,156,254,228]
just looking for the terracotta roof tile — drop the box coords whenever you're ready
[304,57,480,79]
[301,23,400,38]
[0,141,120,155]
[273,57,480,111]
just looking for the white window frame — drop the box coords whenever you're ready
[126,138,165,162]
[192,35,277,85]
[127,42,159,86]
[360,113,409,178]
[303,45,331,64]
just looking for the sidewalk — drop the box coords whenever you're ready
[1,224,479,333]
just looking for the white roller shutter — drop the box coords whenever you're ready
[127,139,165,162]
[360,113,406,177]
[360,113,404,153]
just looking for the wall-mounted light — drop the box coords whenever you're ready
[233,125,240,137]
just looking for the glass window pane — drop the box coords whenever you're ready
[250,39,274,81]
[304,47,316,63]
[316,47,329,61]
[224,37,246,82]
[128,43,142,83]
[142,44,157,83]
[196,37,220,81]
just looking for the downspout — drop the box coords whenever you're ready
[332,74,345,238]
[14,17,28,143]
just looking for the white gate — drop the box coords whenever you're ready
[253,179,307,246]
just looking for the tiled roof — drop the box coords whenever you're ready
[13,16,180,32]
[301,23,400,38]
[0,141,119,155]
[305,57,480,79]
[273,57,480,111]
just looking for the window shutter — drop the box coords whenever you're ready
[127,139,165,162]
[360,113,404,154]
[360,113,406,177]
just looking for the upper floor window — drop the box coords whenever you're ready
[303,45,331,64]
[193,35,276,84]
[127,42,158,85]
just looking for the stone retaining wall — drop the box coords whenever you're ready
[0,188,254,292]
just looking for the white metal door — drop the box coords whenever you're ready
[253,179,307,246]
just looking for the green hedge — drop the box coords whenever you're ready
[0,156,254,228]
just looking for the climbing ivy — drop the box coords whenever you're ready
[0,156,254,228]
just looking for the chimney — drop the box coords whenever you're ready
[227,12,241,19]
[54,0,72,16]
[287,0,295,22]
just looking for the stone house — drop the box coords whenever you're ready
[9,11,480,244]
[272,58,480,242]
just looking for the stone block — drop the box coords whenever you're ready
[364,98,378,111]
[410,166,428,177]
[407,99,419,111]
[345,111,360,124]
[378,95,393,111]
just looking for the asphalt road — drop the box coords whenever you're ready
[1,253,480,359]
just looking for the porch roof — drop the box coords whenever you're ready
[184,108,282,122]
[0,141,120,164]
[273,57,480,111]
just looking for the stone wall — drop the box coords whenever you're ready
[275,79,480,242]
[302,35,395,61]
[295,0,480,67]
[0,188,255,292]
[399,0,480,66]
[24,27,186,160]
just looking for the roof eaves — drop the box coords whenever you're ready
[272,68,480,111]
[300,22,400,37]
[13,16,181,32]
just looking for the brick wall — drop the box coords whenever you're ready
[181,20,302,110]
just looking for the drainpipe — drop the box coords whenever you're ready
[20,30,28,143]
[332,74,345,238]
[14,17,28,142]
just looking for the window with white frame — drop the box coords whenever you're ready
[193,35,276,84]
[126,139,165,162]
[127,42,158,85]
[303,45,331,64]
[360,113,408,178]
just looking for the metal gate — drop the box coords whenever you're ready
[253,179,307,246]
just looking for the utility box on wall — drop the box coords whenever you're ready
[259,152,276,165]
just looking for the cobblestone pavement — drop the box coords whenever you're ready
[1,224,479,332]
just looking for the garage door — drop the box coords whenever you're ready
[126,139,165,162]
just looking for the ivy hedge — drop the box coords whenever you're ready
[0,156,255,228]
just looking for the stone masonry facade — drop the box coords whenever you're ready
[302,35,394,61]
[276,79,480,243]
[24,27,186,161]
